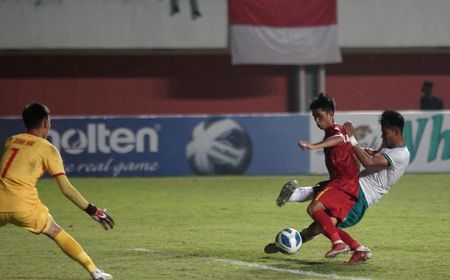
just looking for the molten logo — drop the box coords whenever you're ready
[48,123,159,155]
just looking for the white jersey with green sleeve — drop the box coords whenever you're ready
[359,146,410,206]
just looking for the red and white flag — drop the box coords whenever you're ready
[229,0,342,65]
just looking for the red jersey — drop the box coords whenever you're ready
[323,124,359,198]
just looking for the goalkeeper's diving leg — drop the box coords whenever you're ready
[43,216,113,280]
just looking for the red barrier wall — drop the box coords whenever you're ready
[1,53,449,116]
[0,55,289,116]
[327,54,450,111]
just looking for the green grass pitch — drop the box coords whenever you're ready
[0,174,449,279]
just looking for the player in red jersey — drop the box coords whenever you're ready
[298,93,361,259]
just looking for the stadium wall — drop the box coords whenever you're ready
[1,0,450,49]
[326,54,450,111]
[0,55,289,116]
[1,111,449,176]
[1,53,449,116]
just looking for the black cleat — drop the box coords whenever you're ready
[276,180,299,207]
[264,243,281,254]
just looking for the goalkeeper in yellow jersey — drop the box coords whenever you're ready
[0,103,115,280]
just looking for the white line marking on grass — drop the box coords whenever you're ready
[131,248,155,252]
[127,248,372,280]
[205,257,372,280]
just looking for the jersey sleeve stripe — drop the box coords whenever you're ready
[382,153,393,167]
[331,133,345,141]
[52,172,66,177]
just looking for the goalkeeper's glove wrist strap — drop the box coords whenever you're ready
[85,203,97,215]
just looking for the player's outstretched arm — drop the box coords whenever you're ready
[55,175,115,230]
[298,135,344,150]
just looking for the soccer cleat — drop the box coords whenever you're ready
[92,268,113,280]
[264,242,281,254]
[276,180,299,207]
[325,242,350,258]
[346,248,373,265]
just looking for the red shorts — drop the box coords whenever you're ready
[314,186,356,222]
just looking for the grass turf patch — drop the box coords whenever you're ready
[0,174,449,279]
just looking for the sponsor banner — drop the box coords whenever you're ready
[310,111,450,173]
[2,111,447,177]
[0,115,309,177]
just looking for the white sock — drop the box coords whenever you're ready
[355,246,367,251]
[288,186,314,202]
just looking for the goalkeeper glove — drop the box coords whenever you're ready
[85,203,115,230]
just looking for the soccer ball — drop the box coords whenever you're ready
[275,228,302,255]
[186,118,252,175]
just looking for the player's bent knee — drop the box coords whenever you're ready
[307,201,323,216]
[43,215,62,238]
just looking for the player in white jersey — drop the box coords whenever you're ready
[358,146,409,207]
[266,110,410,264]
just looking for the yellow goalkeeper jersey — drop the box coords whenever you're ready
[0,133,65,212]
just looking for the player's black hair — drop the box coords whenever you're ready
[309,93,336,113]
[22,103,49,130]
[379,110,404,133]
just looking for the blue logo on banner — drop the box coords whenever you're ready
[186,118,252,175]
